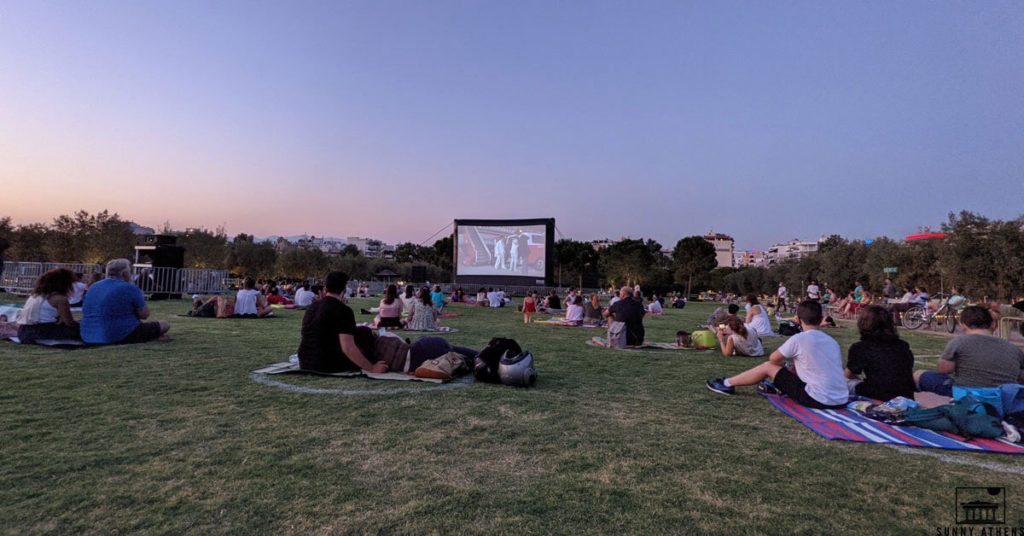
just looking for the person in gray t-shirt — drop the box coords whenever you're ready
[914,306,1024,396]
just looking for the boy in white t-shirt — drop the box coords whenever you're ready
[706,301,848,409]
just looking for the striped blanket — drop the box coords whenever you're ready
[356,322,456,333]
[762,393,1024,454]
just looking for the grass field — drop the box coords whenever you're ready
[2,294,1023,535]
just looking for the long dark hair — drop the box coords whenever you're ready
[857,305,899,342]
[33,268,76,297]
[725,315,748,338]
[383,284,398,305]
[418,287,432,306]
[404,285,415,299]
[746,294,759,306]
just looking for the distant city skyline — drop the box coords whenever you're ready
[2,2,1022,252]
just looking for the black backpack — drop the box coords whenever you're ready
[778,321,801,336]
[474,337,522,383]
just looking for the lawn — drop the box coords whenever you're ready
[2,294,1022,535]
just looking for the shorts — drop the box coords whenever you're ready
[118,322,164,344]
[916,371,953,397]
[378,316,403,328]
[772,366,845,409]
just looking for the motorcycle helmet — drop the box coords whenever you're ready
[498,350,537,387]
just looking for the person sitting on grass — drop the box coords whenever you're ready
[715,315,764,357]
[647,295,664,315]
[744,294,774,337]
[406,287,439,331]
[376,284,405,329]
[603,286,646,346]
[475,287,488,307]
[914,306,1024,397]
[543,289,562,312]
[582,293,604,325]
[294,284,316,308]
[297,271,388,374]
[564,296,584,325]
[843,305,915,401]
[81,259,170,345]
[431,284,446,314]
[706,301,848,409]
[705,303,741,336]
[235,277,273,318]
[16,268,82,344]
[265,287,293,305]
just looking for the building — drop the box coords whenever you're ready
[703,231,734,269]
[765,238,819,265]
[734,250,766,268]
[346,236,385,258]
[590,238,617,251]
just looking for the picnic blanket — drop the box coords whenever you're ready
[761,393,1024,454]
[6,336,86,347]
[252,360,446,383]
[587,336,701,351]
[534,317,602,328]
[355,322,457,333]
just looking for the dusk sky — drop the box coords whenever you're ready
[2,1,1022,251]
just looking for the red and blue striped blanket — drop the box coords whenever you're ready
[762,393,1024,454]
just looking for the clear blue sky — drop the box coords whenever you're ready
[2,1,1021,250]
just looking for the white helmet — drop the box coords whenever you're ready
[498,350,537,387]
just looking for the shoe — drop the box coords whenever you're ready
[706,378,734,395]
[756,381,782,395]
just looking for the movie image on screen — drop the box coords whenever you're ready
[457,224,547,278]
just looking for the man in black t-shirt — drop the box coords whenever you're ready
[604,286,646,346]
[297,271,388,374]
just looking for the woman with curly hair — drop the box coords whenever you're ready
[17,268,81,343]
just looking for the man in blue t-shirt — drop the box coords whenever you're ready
[81,259,170,344]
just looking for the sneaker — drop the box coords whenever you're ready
[757,381,782,395]
[706,378,734,395]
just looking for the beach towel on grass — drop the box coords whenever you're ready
[251,361,445,383]
[355,322,457,333]
[761,392,1024,454]
[587,336,698,351]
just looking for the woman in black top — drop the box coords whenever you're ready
[844,305,916,401]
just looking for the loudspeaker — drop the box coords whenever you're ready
[135,245,185,268]
[411,265,427,282]
[136,234,178,246]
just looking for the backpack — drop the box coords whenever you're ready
[902,396,1003,439]
[474,338,521,383]
[778,321,801,336]
[607,322,627,349]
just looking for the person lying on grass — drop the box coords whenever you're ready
[707,301,848,409]
[715,315,764,357]
[297,270,388,374]
[913,306,1024,397]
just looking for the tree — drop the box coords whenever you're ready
[276,248,329,279]
[341,244,361,257]
[599,238,660,288]
[226,240,277,278]
[180,228,229,268]
[394,242,427,264]
[672,236,717,297]
[430,235,454,274]
[554,239,598,287]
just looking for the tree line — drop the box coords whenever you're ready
[0,212,453,283]
[2,210,1021,299]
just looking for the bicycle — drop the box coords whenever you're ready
[902,297,959,333]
